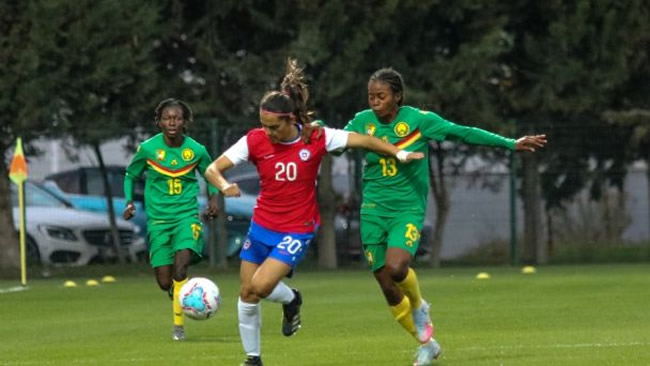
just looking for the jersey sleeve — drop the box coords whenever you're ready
[342,115,364,133]
[223,135,249,166]
[197,146,218,194]
[419,111,515,150]
[124,144,147,202]
[324,127,350,152]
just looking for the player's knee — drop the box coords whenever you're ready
[250,280,274,299]
[157,278,172,292]
[173,267,188,281]
[239,284,260,303]
[385,260,409,281]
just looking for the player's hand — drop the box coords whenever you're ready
[123,202,136,220]
[515,134,547,152]
[221,182,241,197]
[396,150,425,163]
[202,195,220,220]
[404,152,425,162]
[301,122,323,144]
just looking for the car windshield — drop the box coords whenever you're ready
[11,182,70,208]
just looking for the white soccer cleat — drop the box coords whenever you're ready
[412,301,434,343]
[172,325,185,341]
[413,338,442,366]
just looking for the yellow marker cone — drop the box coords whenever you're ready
[86,279,100,286]
[63,280,77,288]
[101,275,116,283]
[476,272,491,280]
[522,266,536,274]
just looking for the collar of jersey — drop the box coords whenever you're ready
[276,124,302,145]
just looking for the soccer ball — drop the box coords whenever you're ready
[179,277,221,320]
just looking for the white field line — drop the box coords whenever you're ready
[2,342,649,365]
[0,286,29,294]
[455,341,649,352]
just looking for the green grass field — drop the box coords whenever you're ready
[1,263,649,365]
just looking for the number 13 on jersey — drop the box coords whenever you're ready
[379,157,398,176]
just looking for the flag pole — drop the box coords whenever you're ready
[9,137,29,286]
[18,181,26,286]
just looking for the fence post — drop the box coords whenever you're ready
[510,150,518,265]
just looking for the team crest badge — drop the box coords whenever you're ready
[365,123,376,136]
[156,149,166,160]
[243,239,252,250]
[394,122,410,137]
[299,148,311,161]
[181,148,194,161]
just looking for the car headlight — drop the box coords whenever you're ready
[39,225,78,241]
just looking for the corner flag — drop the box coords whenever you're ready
[9,137,28,286]
[9,137,28,184]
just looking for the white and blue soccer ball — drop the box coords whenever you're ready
[179,277,221,320]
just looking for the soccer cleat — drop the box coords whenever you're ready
[241,355,263,366]
[413,338,442,366]
[172,325,185,341]
[412,301,434,343]
[282,288,302,336]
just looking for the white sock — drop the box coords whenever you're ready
[265,281,295,304]
[238,297,261,356]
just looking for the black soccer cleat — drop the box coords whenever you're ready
[241,355,263,366]
[282,288,302,336]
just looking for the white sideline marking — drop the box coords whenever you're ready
[0,286,29,294]
[457,341,648,351]
[2,342,648,365]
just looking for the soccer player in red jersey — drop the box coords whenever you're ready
[204,59,424,366]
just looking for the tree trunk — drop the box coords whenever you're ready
[647,163,650,242]
[428,143,449,268]
[521,152,544,264]
[93,143,126,264]
[0,154,20,274]
[317,154,337,269]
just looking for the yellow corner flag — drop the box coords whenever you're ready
[9,137,28,286]
[9,137,28,184]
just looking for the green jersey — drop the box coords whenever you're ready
[124,133,217,222]
[344,106,515,217]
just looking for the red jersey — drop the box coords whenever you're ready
[224,127,349,233]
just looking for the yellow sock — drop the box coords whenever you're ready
[396,268,423,309]
[389,295,416,338]
[173,278,188,327]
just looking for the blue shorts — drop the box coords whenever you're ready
[240,221,314,269]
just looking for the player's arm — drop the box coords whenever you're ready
[123,145,146,220]
[324,127,423,162]
[346,132,424,162]
[432,117,546,152]
[204,135,249,197]
[204,156,240,197]
[197,146,220,218]
[418,110,518,149]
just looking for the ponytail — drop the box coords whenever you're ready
[260,58,314,125]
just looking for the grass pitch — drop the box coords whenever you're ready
[1,263,649,365]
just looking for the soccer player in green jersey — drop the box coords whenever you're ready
[343,68,546,365]
[123,98,219,341]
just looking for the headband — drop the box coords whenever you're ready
[260,108,293,117]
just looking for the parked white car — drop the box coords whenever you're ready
[11,181,147,266]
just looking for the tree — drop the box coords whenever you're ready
[0,2,74,271]
[500,0,650,262]
[40,1,163,263]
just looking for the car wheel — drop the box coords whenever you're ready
[26,236,41,266]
